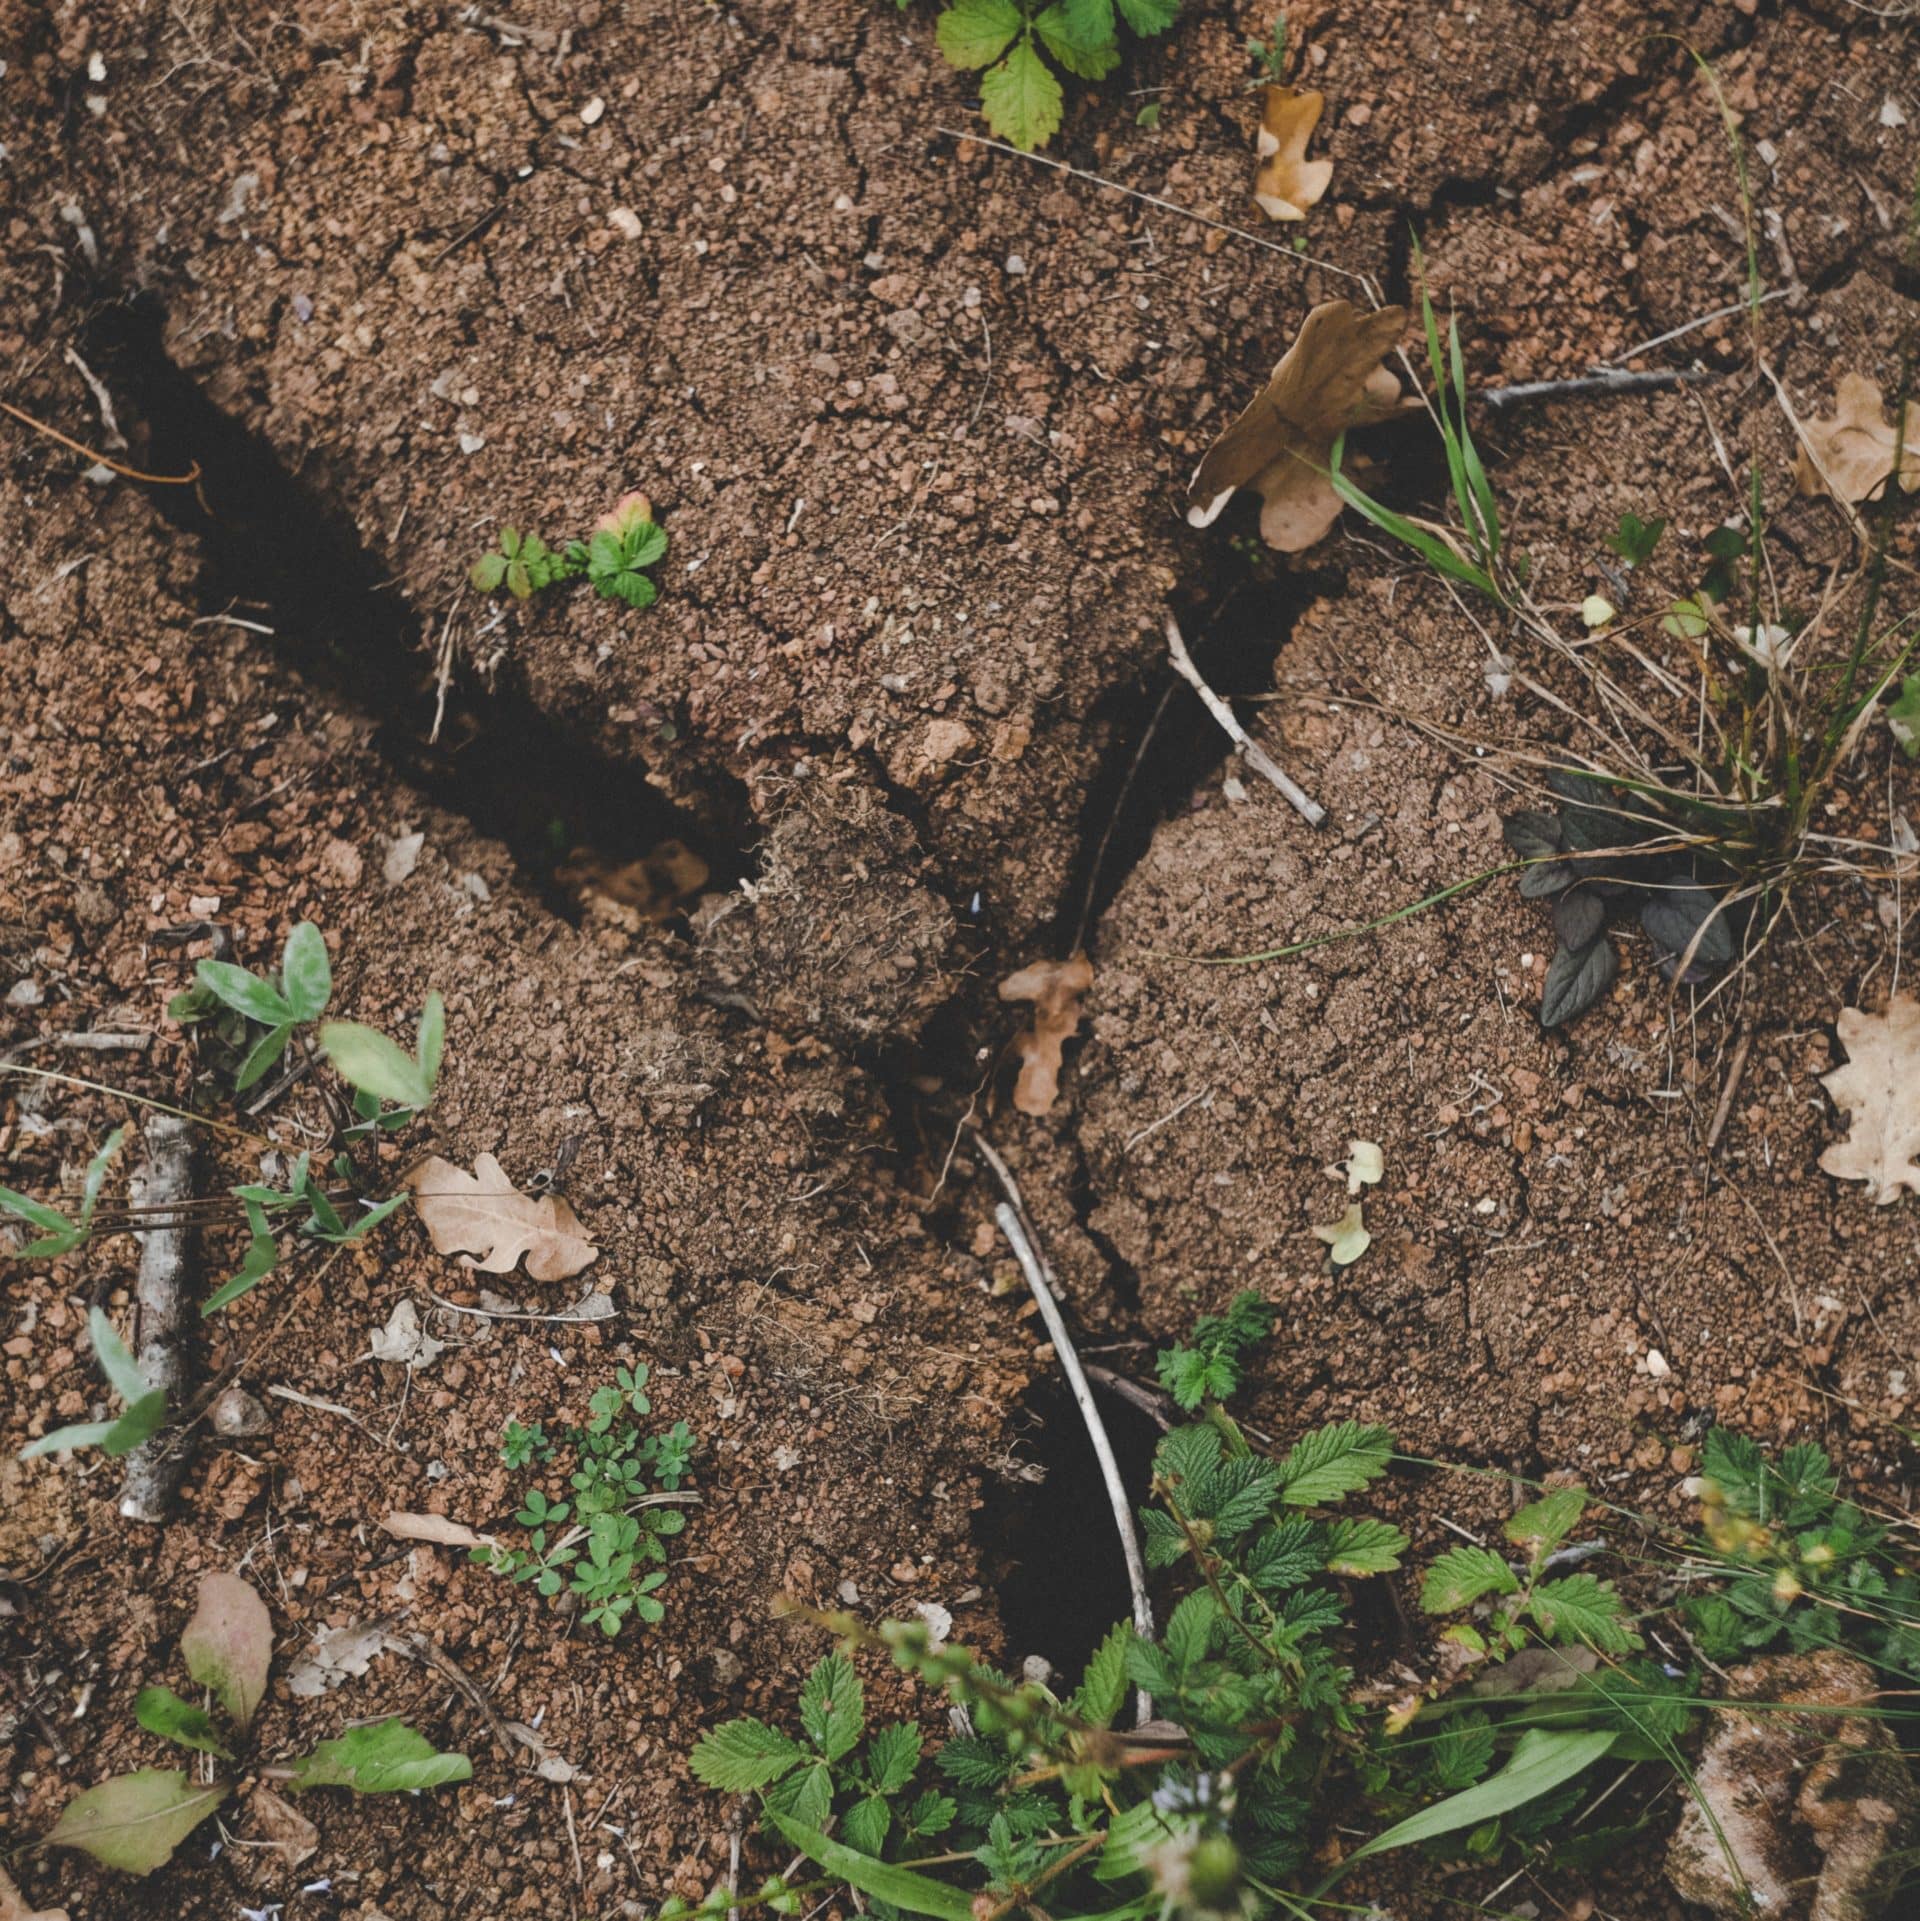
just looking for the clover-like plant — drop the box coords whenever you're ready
[469,493,668,608]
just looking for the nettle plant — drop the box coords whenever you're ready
[475,1367,697,1636]
[934,0,1181,151]
[38,1571,467,1877]
[5,922,445,1457]
[469,492,668,607]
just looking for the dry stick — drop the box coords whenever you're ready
[0,398,202,485]
[1478,368,1721,413]
[1163,613,1325,826]
[118,1117,200,1524]
[1703,1022,1755,1159]
[970,1133,1155,1724]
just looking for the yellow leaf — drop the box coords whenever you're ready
[1254,87,1333,222]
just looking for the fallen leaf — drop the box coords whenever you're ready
[406,1154,599,1280]
[1186,301,1409,552]
[380,1511,495,1551]
[1254,87,1333,222]
[0,1863,68,1921]
[244,1786,317,1869]
[286,1620,398,1699]
[1819,996,1920,1204]
[369,1298,446,1371]
[998,954,1094,1116]
[284,1717,471,1795]
[180,1571,272,1733]
[1313,1202,1371,1266]
[1793,373,1920,504]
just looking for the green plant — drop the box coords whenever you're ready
[469,492,668,607]
[1246,14,1288,88]
[1682,1429,1920,1676]
[1154,1287,1274,1409]
[168,919,332,1092]
[934,0,1181,152]
[17,1306,167,1461]
[43,1570,467,1875]
[1420,1486,1637,1658]
[475,1370,696,1636]
[0,1125,125,1257]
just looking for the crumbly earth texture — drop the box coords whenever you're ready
[3,0,1919,1917]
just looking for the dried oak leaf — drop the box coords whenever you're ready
[1794,373,1920,504]
[0,1865,67,1921]
[999,953,1094,1116]
[1187,300,1409,552]
[406,1153,599,1280]
[1254,87,1333,222]
[1819,996,1920,1204]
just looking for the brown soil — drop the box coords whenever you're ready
[3,0,1919,1917]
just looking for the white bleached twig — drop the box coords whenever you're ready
[1165,613,1325,826]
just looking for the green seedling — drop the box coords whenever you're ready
[18,1307,166,1461]
[1154,1286,1275,1409]
[476,1370,696,1636]
[0,1125,125,1258]
[44,1569,467,1876]
[1246,14,1288,87]
[469,493,668,608]
[170,919,332,1092]
[934,0,1183,152]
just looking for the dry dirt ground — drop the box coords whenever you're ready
[3,0,1919,1916]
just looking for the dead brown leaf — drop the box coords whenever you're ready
[1794,373,1920,504]
[0,1865,68,1921]
[1186,301,1409,552]
[406,1153,599,1280]
[1254,87,1333,222]
[380,1511,495,1551]
[999,954,1093,1116]
[1819,996,1920,1203]
[244,1787,318,1870]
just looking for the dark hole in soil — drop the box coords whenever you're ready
[974,1374,1163,1684]
[82,296,752,922]
[1050,562,1321,955]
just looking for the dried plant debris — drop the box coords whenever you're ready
[1503,768,1736,1028]
[1187,301,1409,553]
[1313,1202,1371,1267]
[0,1865,67,1921]
[999,953,1094,1115]
[180,1572,272,1732]
[1254,87,1333,221]
[369,1297,446,1371]
[406,1153,599,1280]
[1819,996,1920,1204]
[286,1620,398,1699]
[1329,1140,1383,1195]
[1793,373,1920,504]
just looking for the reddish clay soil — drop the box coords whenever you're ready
[4,0,1919,1917]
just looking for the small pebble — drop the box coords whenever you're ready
[608,206,642,240]
[579,95,605,126]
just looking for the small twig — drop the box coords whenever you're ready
[1479,368,1722,413]
[1703,1022,1755,1159]
[0,1030,150,1067]
[1589,290,1791,369]
[563,1784,584,1888]
[427,1286,613,1324]
[1164,613,1324,826]
[0,398,202,486]
[118,1118,200,1524]
[1082,1364,1172,1432]
[970,1133,1155,1724]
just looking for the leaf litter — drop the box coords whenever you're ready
[1793,373,1920,504]
[1254,87,1333,222]
[1186,301,1412,553]
[406,1153,599,1280]
[998,953,1094,1115]
[1819,996,1920,1204]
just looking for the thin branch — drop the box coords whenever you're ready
[970,1133,1155,1724]
[1164,613,1325,826]
[0,398,202,486]
[118,1117,200,1524]
[1479,368,1722,413]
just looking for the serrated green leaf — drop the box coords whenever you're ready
[319,1019,431,1110]
[285,1717,471,1793]
[1527,1574,1638,1654]
[1323,1516,1409,1576]
[690,1717,805,1791]
[1420,1545,1519,1613]
[1115,0,1179,32]
[135,1685,233,1759]
[44,1768,227,1875]
[623,521,668,570]
[279,921,332,1022]
[865,1721,921,1795]
[195,959,295,1027]
[1506,1487,1586,1558]
[1034,3,1119,78]
[769,1816,974,1921]
[1277,1420,1394,1506]
[980,38,1064,151]
[799,1651,864,1761]
[1067,1619,1134,1727]
[841,1792,892,1857]
[764,1758,832,1828]
[936,0,1023,68]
